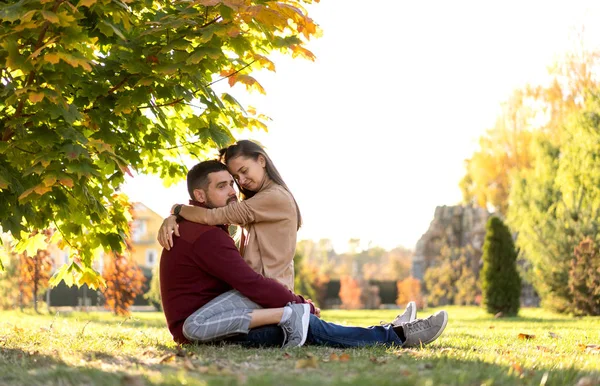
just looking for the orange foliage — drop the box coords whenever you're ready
[396,276,424,309]
[102,253,145,316]
[19,249,53,311]
[339,275,364,309]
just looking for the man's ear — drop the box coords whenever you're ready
[193,189,207,203]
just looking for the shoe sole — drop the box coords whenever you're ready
[423,311,448,345]
[298,303,311,346]
[408,301,416,322]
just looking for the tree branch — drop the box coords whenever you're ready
[137,60,256,110]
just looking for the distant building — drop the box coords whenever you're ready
[46,202,164,274]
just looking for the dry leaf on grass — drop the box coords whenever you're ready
[517,333,536,340]
[369,356,387,364]
[548,332,560,339]
[282,352,292,359]
[158,354,176,364]
[121,375,146,386]
[329,353,339,361]
[489,325,495,329]
[295,356,319,369]
[339,353,351,362]
[536,345,552,352]
[578,344,600,354]
[510,361,524,376]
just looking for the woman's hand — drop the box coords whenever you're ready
[158,215,180,250]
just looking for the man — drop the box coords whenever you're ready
[159,160,448,349]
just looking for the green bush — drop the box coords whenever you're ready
[481,217,521,316]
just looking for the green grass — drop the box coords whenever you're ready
[0,307,599,385]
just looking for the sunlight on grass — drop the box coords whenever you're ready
[0,307,598,385]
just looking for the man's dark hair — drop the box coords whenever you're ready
[187,160,228,200]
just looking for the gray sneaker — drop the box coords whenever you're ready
[391,301,417,326]
[280,303,310,349]
[399,310,448,347]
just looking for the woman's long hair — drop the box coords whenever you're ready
[219,140,302,229]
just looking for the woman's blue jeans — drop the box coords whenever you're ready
[226,314,404,348]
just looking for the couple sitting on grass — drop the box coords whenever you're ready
[157,140,448,348]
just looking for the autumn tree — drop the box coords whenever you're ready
[102,251,145,316]
[18,249,53,313]
[508,94,600,312]
[339,275,363,310]
[0,236,21,310]
[396,277,424,309]
[569,239,600,316]
[0,0,321,288]
[480,217,520,316]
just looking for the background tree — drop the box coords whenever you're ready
[14,229,54,312]
[0,235,21,310]
[508,94,600,312]
[338,275,363,310]
[0,0,321,287]
[144,264,162,311]
[569,238,600,316]
[102,251,145,316]
[480,217,521,316]
[396,276,424,309]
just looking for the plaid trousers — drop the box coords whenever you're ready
[182,290,262,342]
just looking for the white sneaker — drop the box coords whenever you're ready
[391,301,417,326]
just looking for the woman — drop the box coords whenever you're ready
[158,140,301,290]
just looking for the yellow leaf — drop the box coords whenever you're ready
[231,74,265,94]
[18,187,36,201]
[197,0,221,5]
[33,184,53,196]
[21,10,38,23]
[517,333,536,340]
[77,0,97,7]
[295,357,318,369]
[222,0,245,10]
[250,6,288,28]
[40,10,59,24]
[42,176,57,187]
[15,232,48,257]
[44,53,60,64]
[291,45,316,62]
[28,92,45,104]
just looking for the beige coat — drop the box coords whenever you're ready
[196,179,297,290]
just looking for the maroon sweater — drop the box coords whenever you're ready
[160,204,313,344]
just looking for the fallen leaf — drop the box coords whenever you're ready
[13,326,24,334]
[329,353,339,361]
[584,344,600,354]
[282,352,292,359]
[339,353,351,362]
[121,375,145,386]
[518,333,536,340]
[439,348,453,354]
[576,376,600,386]
[548,332,560,339]
[183,357,194,370]
[295,357,319,369]
[489,325,495,329]
[401,369,412,376]
[510,361,524,376]
[158,354,175,363]
[536,345,551,352]
[370,356,387,364]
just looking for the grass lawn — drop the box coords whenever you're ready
[0,306,599,385]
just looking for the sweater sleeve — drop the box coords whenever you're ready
[183,188,294,227]
[193,228,314,312]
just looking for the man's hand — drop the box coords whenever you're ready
[158,215,180,250]
[306,298,321,318]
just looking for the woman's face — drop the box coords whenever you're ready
[227,155,267,192]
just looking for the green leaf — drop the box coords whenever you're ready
[14,232,48,257]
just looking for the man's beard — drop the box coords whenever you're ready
[206,196,237,208]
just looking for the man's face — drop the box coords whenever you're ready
[194,170,238,208]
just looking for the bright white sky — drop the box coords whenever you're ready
[122,0,600,253]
